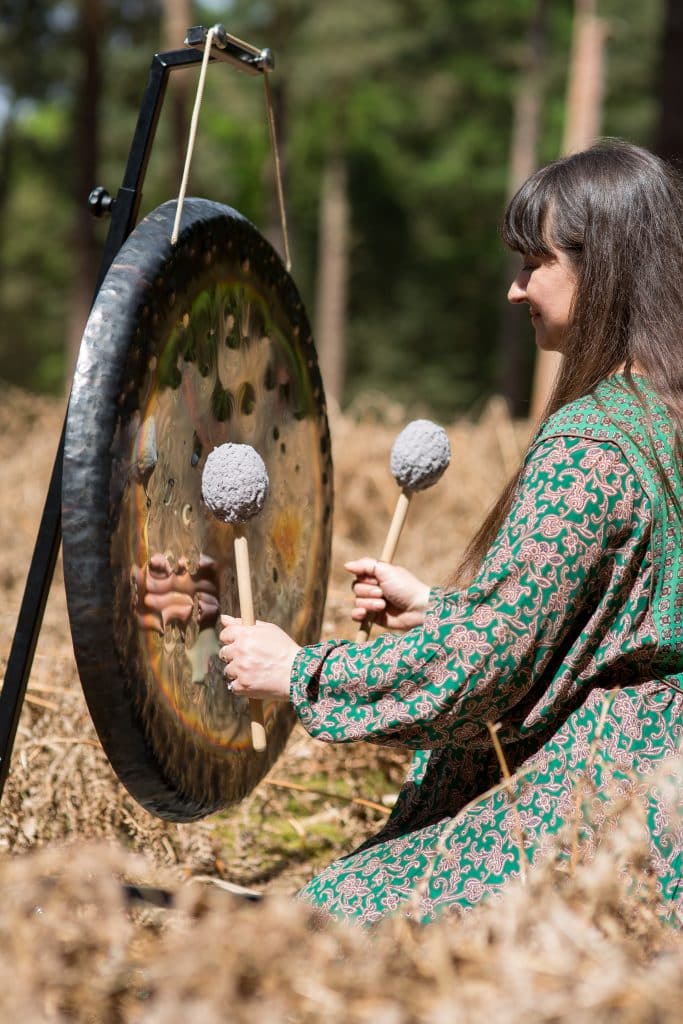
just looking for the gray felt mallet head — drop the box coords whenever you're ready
[390,419,451,492]
[201,442,269,524]
[201,442,269,752]
[356,419,451,642]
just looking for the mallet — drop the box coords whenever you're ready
[356,419,451,642]
[201,442,270,752]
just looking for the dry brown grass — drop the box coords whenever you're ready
[0,385,680,1021]
[0,796,680,1022]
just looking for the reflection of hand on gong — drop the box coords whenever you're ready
[132,553,220,634]
[201,443,272,753]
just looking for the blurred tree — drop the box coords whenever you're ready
[0,0,667,415]
[314,149,349,407]
[496,0,550,417]
[162,0,194,190]
[0,0,163,391]
[65,0,105,376]
[654,0,683,163]
[294,0,417,406]
[0,1,59,225]
[530,0,608,426]
[0,1,73,390]
[335,0,543,415]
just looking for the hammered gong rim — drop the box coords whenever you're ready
[62,199,333,821]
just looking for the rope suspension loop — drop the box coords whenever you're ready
[171,24,292,273]
[171,25,216,245]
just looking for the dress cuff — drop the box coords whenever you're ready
[289,639,348,731]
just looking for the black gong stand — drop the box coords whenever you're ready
[0,25,275,799]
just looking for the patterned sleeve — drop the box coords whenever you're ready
[290,435,651,748]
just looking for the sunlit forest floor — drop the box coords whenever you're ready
[0,386,680,1021]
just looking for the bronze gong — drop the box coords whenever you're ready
[62,199,333,821]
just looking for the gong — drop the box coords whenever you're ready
[62,198,333,821]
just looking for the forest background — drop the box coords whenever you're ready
[1,0,683,419]
[0,9,682,1010]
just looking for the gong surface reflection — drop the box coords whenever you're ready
[62,199,333,820]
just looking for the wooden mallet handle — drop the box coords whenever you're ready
[355,489,411,642]
[234,534,267,752]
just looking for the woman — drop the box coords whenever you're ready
[219,140,683,925]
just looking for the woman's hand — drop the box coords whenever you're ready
[218,616,300,701]
[345,557,431,631]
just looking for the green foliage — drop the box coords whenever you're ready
[0,0,667,411]
[0,101,73,391]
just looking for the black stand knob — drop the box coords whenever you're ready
[88,186,114,218]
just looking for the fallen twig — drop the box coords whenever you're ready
[23,736,101,750]
[265,777,391,815]
[27,682,79,696]
[25,694,60,713]
[487,720,529,883]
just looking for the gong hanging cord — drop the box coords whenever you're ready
[171,25,292,272]
[171,24,216,245]
[263,70,291,271]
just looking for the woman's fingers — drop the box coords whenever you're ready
[219,614,242,645]
[346,558,388,625]
[352,580,384,598]
[346,559,384,611]
[350,603,385,621]
[352,592,386,610]
[344,557,379,581]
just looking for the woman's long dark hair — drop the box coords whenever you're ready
[451,139,683,586]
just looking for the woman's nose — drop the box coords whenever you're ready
[507,274,527,304]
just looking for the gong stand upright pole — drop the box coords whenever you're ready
[0,31,266,799]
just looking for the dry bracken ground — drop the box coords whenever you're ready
[0,385,680,1022]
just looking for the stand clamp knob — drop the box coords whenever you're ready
[88,186,115,218]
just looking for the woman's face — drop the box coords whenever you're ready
[507,245,577,353]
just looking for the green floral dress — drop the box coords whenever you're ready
[290,376,683,925]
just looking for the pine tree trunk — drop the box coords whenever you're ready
[314,150,350,408]
[163,0,193,189]
[496,0,548,416]
[65,0,103,383]
[0,113,16,268]
[529,0,607,425]
[654,0,683,162]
